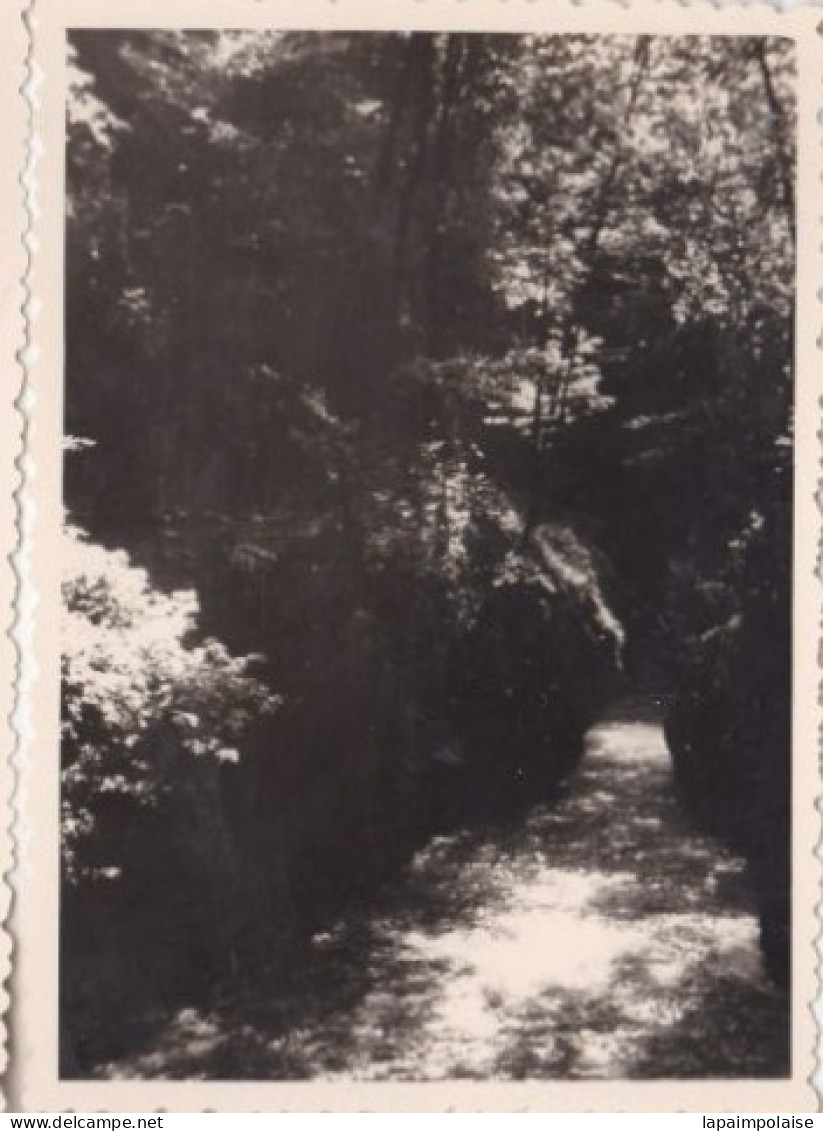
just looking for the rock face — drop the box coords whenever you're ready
[433,522,624,817]
[663,675,790,989]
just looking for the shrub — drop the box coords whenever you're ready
[60,524,281,1069]
[61,523,279,881]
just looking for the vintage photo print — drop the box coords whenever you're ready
[8,0,822,1111]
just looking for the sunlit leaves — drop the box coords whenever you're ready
[484,34,794,360]
[61,524,280,885]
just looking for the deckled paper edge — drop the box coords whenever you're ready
[811,0,823,1110]
[9,0,823,1112]
[1,0,34,1114]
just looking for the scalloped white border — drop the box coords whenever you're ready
[4,0,34,1113]
[6,0,822,1111]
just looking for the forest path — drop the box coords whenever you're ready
[101,711,788,1080]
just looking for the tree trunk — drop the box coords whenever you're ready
[753,40,795,246]
[586,36,651,257]
[425,34,466,357]
[392,33,436,323]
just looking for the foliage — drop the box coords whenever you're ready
[61,523,279,884]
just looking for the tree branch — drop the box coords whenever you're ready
[753,39,795,246]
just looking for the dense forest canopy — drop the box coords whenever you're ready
[62,31,794,1072]
[66,32,793,509]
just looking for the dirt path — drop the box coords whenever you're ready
[100,713,789,1080]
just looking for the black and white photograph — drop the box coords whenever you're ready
[49,17,804,1093]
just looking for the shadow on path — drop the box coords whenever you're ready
[98,711,788,1080]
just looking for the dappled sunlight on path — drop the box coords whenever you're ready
[99,713,788,1081]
